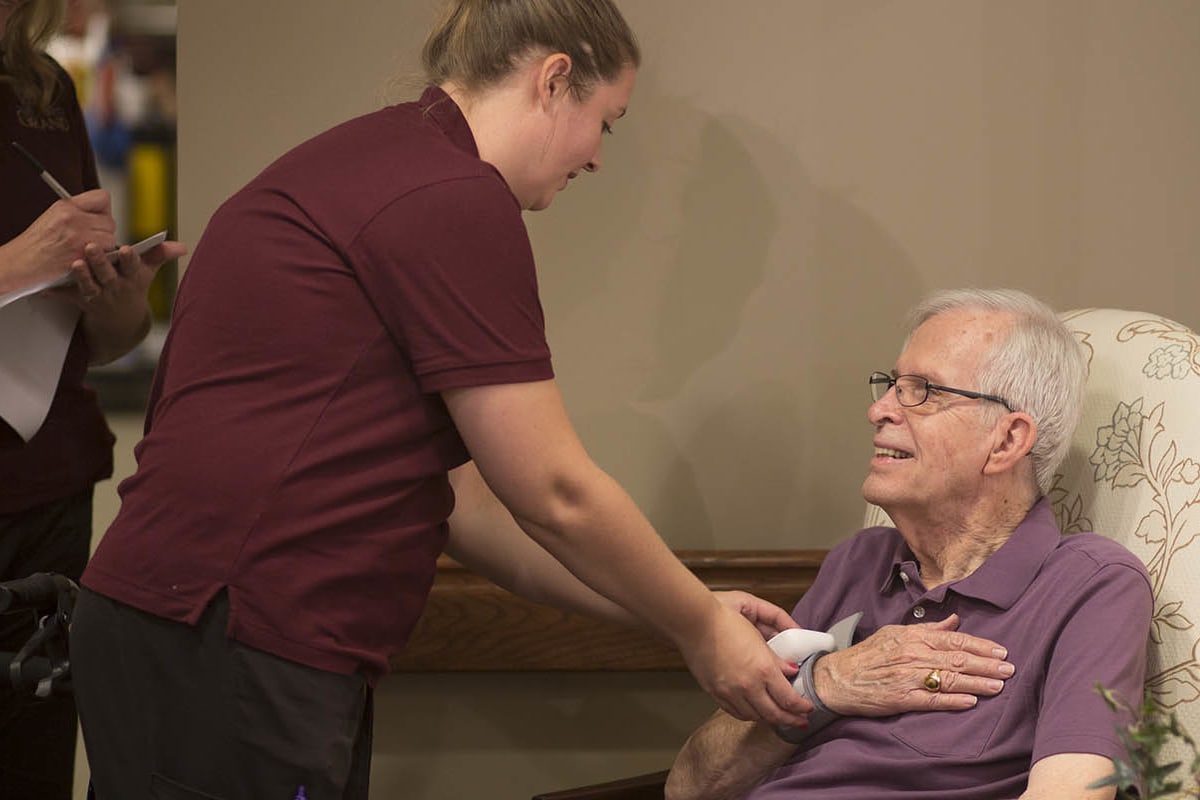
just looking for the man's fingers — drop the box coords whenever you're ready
[934,667,1007,698]
[927,626,1009,660]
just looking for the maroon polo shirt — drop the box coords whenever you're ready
[747,499,1152,800]
[0,57,114,512]
[83,88,553,683]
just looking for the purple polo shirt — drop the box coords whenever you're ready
[747,499,1152,800]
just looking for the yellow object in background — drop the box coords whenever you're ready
[128,142,170,238]
[127,140,177,321]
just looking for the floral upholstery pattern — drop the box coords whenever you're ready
[1056,308,1200,772]
[863,308,1200,771]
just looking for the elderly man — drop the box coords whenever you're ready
[665,289,1153,800]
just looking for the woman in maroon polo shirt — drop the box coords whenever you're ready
[0,0,184,795]
[70,2,810,797]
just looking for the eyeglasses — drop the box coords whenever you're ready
[868,372,1015,412]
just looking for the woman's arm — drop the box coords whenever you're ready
[447,461,801,635]
[446,460,637,624]
[443,379,811,728]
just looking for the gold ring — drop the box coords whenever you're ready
[923,669,942,692]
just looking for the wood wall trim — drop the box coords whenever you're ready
[391,550,828,672]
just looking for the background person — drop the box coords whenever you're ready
[665,288,1153,800]
[70,2,812,798]
[0,0,183,796]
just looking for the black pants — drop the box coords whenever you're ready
[71,589,373,800]
[0,490,93,800]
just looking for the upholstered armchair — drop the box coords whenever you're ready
[1057,308,1200,771]
[535,308,1200,800]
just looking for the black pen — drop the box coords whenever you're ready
[11,140,73,201]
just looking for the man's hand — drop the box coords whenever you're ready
[815,614,1013,715]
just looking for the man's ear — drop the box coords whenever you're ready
[983,412,1037,476]
[536,52,574,108]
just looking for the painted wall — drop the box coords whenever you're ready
[85,1,1200,797]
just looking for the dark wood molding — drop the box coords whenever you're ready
[391,550,828,672]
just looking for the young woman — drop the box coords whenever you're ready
[0,0,183,795]
[70,2,810,797]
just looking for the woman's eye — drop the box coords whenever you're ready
[602,122,613,135]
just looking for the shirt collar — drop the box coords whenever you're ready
[880,497,1061,609]
[417,85,479,159]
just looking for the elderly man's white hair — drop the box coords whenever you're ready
[906,288,1087,495]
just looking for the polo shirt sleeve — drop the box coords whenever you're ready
[347,174,553,394]
[1032,559,1153,763]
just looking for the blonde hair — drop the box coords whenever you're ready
[1,0,67,115]
[421,0,639,100]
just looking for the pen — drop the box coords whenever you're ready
[12,139,130,265]
[11,140,73,201]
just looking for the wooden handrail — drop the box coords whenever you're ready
[392,550,827,672]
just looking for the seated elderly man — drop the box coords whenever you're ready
[665,288,1153,800]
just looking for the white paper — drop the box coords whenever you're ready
[0,230,169,309]
[0,271,73,309]
[0,294,80,441]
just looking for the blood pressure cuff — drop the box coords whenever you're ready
[775,611,862,744]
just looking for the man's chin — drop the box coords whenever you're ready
[862,479,900,512]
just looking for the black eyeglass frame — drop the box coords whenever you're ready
[868,371,1015,413]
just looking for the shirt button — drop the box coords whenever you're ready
[900,572,910,583]
[912,606,926,619]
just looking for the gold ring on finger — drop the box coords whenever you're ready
[923,669,942,692]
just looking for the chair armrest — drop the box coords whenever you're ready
[531,769,669,800]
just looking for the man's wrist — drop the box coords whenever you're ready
[774,650,840,743]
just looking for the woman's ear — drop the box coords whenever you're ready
[536,52,574,107]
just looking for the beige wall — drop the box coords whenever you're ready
[101,0,1199,797]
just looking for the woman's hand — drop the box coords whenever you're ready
[677,602,812,729]
[713,590,798,641]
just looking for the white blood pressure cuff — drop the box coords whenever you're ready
[775,612,861,744]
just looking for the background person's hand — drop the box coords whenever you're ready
[63,238,187,309]
[678,602,813,728]
[814,614,1014,716]
[55,237,189,365]
[0,190,116,292]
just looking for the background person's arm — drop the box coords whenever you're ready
[443,379,811,727]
